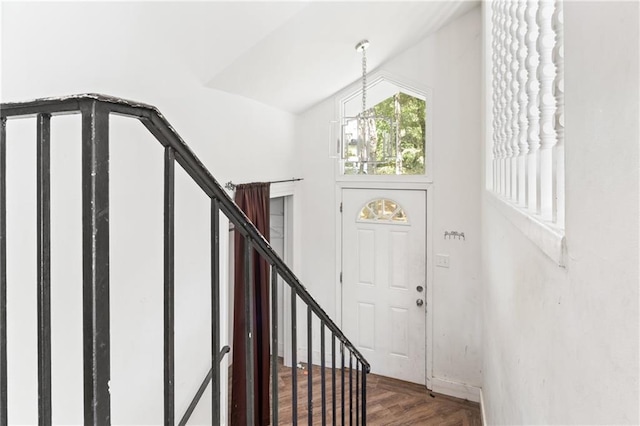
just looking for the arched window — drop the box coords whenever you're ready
[358,199,408,223]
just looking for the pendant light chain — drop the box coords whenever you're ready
[361,46,367,116]
[356,40,370,118]
[344,39,401,171]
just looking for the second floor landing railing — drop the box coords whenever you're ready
[0,94,370,425]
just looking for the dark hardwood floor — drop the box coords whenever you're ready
[364,374,482,426]
[231,358,482,425]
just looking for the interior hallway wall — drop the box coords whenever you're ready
[295,6,483,397]
[1,2,296,424]
[481,2,639,424]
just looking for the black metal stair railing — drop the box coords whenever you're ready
[0,94,370,425]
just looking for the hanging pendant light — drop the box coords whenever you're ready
[341,40,396,175]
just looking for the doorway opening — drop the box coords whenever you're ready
[269,196,286,359]
[227,194,295,367]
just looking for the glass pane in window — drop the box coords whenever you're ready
[343,91,426,176]
[371,200,383,217]
[380,200,395,220]
[392,209,408,222]
[358,199,408,223]
[359,206,377,220]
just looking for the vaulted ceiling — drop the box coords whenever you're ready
[199,1,479,113]
[1,1,479,114]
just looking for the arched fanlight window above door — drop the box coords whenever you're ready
[358,198,408,223]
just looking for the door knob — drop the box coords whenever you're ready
[416,285,424,293]
[416,299,424,307]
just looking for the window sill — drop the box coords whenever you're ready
[487,192,566,267]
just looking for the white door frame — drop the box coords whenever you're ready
[335,181,434,389]
[271,181,301,368]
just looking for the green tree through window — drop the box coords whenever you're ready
[344,92,426,175]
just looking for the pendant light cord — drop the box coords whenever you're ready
[361,46,367,116]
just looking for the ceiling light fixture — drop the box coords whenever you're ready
[341,40,395,174]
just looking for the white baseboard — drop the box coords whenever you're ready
[430,377,481,403]
[479,388,487,425]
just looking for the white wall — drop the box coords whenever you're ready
[481,2,639,424]
[295,6,483,396]
[1,2,296,424]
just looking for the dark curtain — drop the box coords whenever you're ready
[231,182,271,425]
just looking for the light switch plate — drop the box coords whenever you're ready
[435,254,450,268]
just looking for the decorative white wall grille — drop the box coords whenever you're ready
[490,0,564,228]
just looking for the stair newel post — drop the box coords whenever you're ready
[81,100,112,425]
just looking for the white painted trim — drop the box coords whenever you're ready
[283,194,293,367]
[268,181,301,367]
[337,174,434,185]
[339,180,431,191]
[334,184,343,328]
[487,192,566,266]
[425,186,434,391]
[480,388,488,426]
[270,180,296,198]
[430,377,481,403]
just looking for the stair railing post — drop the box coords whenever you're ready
[211,198,221,424]
[362,369,367,426]
[80,100,112,425]
[0,116,7,426]
[36,113,52,426]
[164,147,176,426]
[270,266,279,426]
[244,238,255,426]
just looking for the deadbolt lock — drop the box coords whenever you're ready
[416,285,424,293]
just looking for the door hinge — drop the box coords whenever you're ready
[340,272,343,284]
[340,202,343,213]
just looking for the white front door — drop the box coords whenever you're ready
[341,188,426,384]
